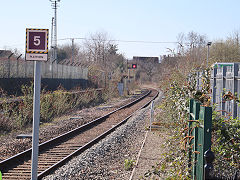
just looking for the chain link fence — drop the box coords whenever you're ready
[0,58,88,80]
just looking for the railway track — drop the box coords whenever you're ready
[0,89,158,179]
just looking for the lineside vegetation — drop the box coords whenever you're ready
[142,31,240,179]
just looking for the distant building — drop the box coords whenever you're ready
[133,56,159,64]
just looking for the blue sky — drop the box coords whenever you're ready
[1,0,240,58]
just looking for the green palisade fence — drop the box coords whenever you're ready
[188,99,212,180]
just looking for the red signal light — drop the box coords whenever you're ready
[132,64,137,69]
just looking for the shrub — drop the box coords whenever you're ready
[0,84,108,134]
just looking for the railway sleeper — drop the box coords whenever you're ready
[2,176,30,180]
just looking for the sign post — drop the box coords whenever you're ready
[26,28,48,180]
[31,61,41,180]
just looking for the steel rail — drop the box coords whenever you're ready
[0,89,158,179]
[38,90,158,179]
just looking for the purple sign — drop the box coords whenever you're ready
[28,32,46,51]
[26,29,48,61]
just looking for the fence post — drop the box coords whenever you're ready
[193,105,212,180]
[8,56,10,78]
[204,148,215,179]
[188,99,194,169]
[202,106,213,179]
[8,53,14,78]
[189,99,201,179]
[203,106,212,153]
[193,122,199,179]
[62,63,64,78]
[193,100,201,179]
[16,54,22,77]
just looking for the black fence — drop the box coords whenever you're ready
[0,78,93,96]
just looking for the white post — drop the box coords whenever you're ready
[31,61,41,180]
[150,101,154,131]
[127,68,130,95]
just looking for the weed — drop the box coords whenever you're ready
[0,84,109,134]
[124,159,135,171]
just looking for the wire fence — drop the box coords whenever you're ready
[194,62,240,119]
[0,58,88,80]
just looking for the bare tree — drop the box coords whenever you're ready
[83,32,111,66]
[83,31,126,72]
[136,58,160,82]
[56,43,81,63]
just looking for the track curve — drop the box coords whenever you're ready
[0,89,158,179]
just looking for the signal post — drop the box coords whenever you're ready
[126,62,137,95]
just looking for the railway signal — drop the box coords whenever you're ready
[132,64,137,69]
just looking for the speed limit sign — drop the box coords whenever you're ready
[26,28,48,61]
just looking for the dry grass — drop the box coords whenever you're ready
[0,84,117,135]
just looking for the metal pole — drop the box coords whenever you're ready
[206,42,212,67]
[8,57,10,78]
[71,38,74,63]
[51,17,54,62]
[207,45,209,67]
[16,58,19,77]
[56,61,58,78]
[8,53,14,78]
[54,1,57,61]
[16,54,22,77]
[50,0,60,61]
[25,60,27,78]
[31,61,41,180]
[128,68,130,95]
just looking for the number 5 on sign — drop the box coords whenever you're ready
[34,36,41,46]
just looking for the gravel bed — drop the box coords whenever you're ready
[43,90,162,180]
[43,106,150,180]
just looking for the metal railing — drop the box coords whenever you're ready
[188,99,213,179]
[192,63,240,119]
[211,63,240,119]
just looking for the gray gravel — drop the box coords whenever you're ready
[43,107,149,180]
[43,90,162,180]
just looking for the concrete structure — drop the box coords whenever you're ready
[132,56,159,64]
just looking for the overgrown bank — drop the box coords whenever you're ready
[0,83,119,135]
[143,31,240,179]
[148,68,240,179]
